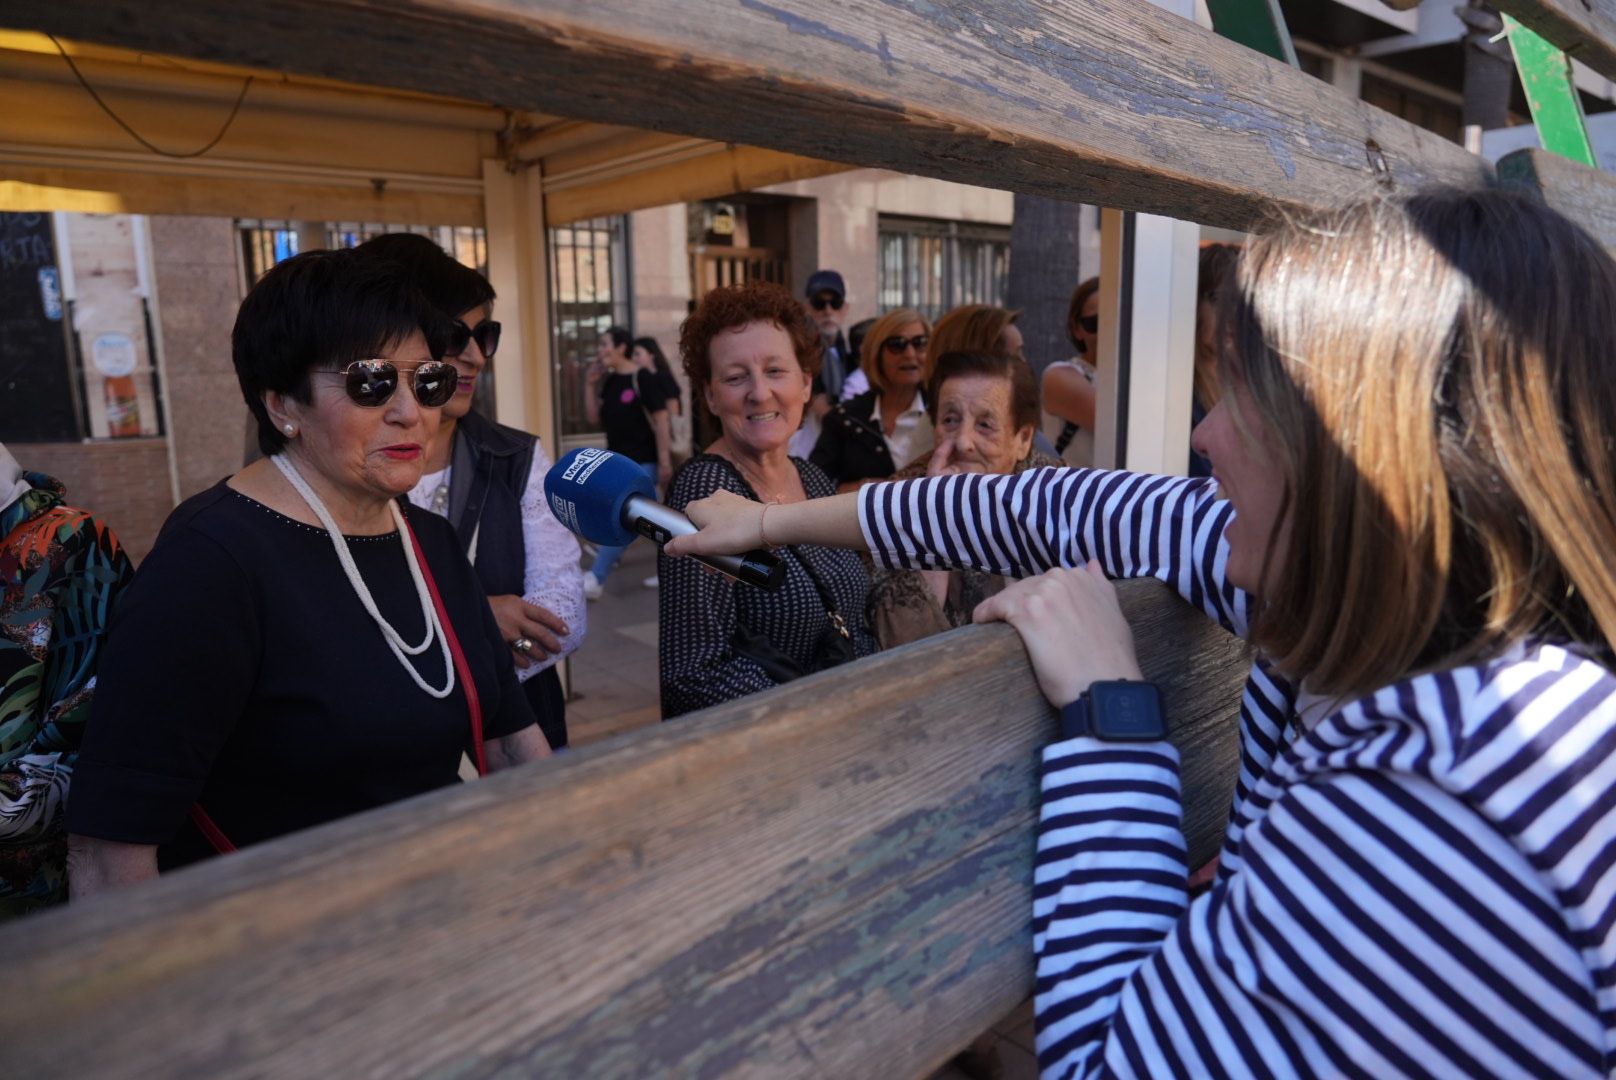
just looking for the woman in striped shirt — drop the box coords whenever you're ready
[668,188,1616,1078]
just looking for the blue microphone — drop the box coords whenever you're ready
[545,448,786,591]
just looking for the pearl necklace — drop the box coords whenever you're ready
[272,454,455,699]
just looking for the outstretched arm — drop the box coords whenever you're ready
[668,487,866,557]
[673,460,1247,636]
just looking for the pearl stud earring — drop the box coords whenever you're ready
[283,424,296,436]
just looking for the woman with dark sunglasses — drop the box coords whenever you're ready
[1040,277,1100,468]
[808,307,934,493]
[360,233,583,751]
[64,248,550,896]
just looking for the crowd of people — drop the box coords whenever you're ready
[6,183,1616,1078]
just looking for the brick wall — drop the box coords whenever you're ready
[9,439,174,564]
[150,215,249,500]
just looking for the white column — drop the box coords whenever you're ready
[1091,209,1199,474]
[131,214,182,506]
[481,159,555,453]
[1089,0,1199,475]
[1331,55,1363,99]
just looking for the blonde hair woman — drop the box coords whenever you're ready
[808,307,933,492]
[668,188,1616,1078]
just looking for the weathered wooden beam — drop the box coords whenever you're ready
[1498,146,1616,250]
[0,580,1249,1078]
[1494,0,1616,85]
[4,0,1490,230]
[545,144,852,225]
[0,165,484,224]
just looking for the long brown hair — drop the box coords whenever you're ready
[1229,188,1616,697]
[928,304,1021,367]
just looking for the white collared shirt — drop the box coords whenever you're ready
[882,392,934,472]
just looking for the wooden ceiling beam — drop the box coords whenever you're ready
[511,118,636,162]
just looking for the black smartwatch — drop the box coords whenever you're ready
[1059,680,1169,741]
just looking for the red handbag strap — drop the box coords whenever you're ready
[190,514,487,856]
[405,516,487,777]
[188,804,237,854]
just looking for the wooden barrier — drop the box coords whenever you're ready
[1499,147,1616,249]
[7,2,1614,1075]
[0,581,1249,1078]
[13,0,1489,229]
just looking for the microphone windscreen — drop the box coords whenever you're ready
[544,448,656,546]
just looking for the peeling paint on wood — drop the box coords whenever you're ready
[7,0,1492,229]
[0,581,1247,1076]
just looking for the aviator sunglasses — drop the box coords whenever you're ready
[447,318,502,359]
[316,359,459,408]
[809,294,844,312]
[882,334,928,355]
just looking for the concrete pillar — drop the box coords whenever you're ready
[147,215,246,498]
[481,159,554,453]
[629,203,695,453]
[293,220,327,255]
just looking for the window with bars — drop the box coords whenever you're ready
[877,216,1011,320]
[549,215,632,439]
[237,221,489,284]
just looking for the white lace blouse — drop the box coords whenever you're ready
[407,439,586,678]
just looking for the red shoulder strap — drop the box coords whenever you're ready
[405,515,487,777]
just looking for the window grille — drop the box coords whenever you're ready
[877,216,1011,320]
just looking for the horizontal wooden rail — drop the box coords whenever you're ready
[9,0,1489,229]
[1499,147,1616,250]
[0,580,1250,1077]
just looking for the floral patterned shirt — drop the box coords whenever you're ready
[0,472,132,918]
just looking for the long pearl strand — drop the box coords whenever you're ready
[272,454,455,699]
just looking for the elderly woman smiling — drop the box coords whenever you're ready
[658,281,876,719]
[65,248,548,893]
[865,349,1061,649]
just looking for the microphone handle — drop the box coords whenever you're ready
[621,496,787,591]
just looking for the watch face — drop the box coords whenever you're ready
[1092,681,1167,740]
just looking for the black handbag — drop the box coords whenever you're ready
[730,546,856,683]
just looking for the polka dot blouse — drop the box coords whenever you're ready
[658,454,877,719]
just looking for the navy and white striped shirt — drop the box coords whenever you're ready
[859,467,1616,1079]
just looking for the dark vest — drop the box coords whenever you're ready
[442,410,536,597]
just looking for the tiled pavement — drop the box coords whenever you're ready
[563,540,665,747]
[562,541,1041,1079]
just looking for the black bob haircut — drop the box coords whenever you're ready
[355,232,496,320]
[233,247,451,457]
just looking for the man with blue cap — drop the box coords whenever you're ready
[789,269,867,456]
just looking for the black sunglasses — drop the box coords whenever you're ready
[882,334,928,355]
[447,318,501,360]
[1078,314,1099,334]
[809,294,844,312]
[316,359,459,409]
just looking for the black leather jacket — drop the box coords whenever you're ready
[809,390,896,487]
